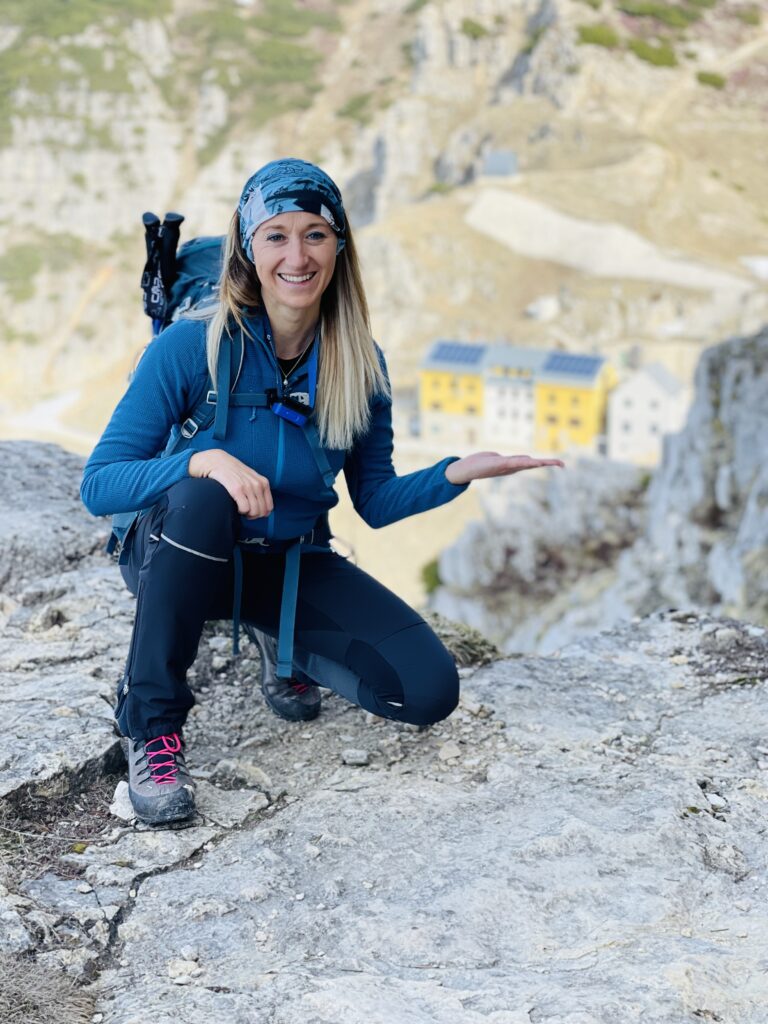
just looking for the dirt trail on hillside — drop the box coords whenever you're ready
[640,29,768,134]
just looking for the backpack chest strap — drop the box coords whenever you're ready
[206,390,271,407]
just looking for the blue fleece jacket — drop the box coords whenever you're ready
[80,315,469,540]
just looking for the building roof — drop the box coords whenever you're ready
[643,362,683,396]
[484,344,548,372]
[481,149,519,177]
[422,340,488,373]
[539,352,605,384]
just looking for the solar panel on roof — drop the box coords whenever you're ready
[431,341,486,365]
[543,353,603,377]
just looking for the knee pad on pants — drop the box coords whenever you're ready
[347,622,459,726]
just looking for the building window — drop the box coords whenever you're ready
[548,394,556,404]
[571,395,580,406]
[569,418,581,427]
[467,405,477,414]
[624,398,632,408]
[622,421,631,433]
[547,415,559,425]
[432,379,440,389]
[649,423,659,434]
[650,399,659,410]
[431,402,442,411]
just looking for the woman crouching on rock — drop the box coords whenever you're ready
[80,158,563,825]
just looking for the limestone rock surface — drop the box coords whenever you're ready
[2,441,768,1024]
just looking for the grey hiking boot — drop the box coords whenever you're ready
[124,732,196,824]
[243,623,322,722]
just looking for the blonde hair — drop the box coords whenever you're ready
[203,211,390,451]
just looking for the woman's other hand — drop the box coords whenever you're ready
[445,452,565,486]
[189,450,274,519]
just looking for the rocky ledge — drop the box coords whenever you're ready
[1,441,767,1024]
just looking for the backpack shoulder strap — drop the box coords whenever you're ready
[165,327,245,455]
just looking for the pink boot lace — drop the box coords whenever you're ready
[144,733,183,784]
[289,680,311,694]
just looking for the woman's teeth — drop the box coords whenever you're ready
[279,273,314,283]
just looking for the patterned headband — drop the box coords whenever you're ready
[238,158,347,256]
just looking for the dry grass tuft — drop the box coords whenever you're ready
[0,954,95,1024]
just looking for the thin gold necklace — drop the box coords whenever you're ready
[277,333,314,387]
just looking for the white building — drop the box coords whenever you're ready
[483,344,547,449]
[607,363,690,465]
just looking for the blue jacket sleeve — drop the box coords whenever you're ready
[80,320,209,517]
[343,351,469,529]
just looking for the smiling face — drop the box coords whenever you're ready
[249,210,338,321]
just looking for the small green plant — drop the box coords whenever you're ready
[577,23,621,46]
[735,5,761,25]
[460,17,490,40]
[687,0,717,7]
[577,0,603,7]
[618,2,700,27]
[697,70,726,88]
[421,558,442,595]
[627,37,678,65]
[405,0,430,12]
[0,244,43,302]
[426,181,453,195]
[336,91,373,123]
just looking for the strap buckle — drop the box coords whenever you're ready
[180,418,199,439]
[206,390,217,404]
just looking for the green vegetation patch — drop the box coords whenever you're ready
[577,23,621,46]
[405,0,430,12]
[2,0,170,40]
[421,558,441,595]
[247,38,322,85]
[252,0,341,37]
[177,7,246,46]
[460,17,490,40]
[577,0,603,8]
[336,91,373,124]
[735,5,761,24]
[697,69,726,88]
[0,244,43,302]
[617,1,700,27]
[65,44,132,92]
[627,37,678,65]
[686,0,718,7]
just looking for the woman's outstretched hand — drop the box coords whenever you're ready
[189,449,274,519]
[445,452,565,486]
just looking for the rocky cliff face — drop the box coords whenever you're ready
[432,326,768,654]
[1,441,767,1023]
[3,0,768,444]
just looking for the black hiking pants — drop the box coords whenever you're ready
[116,477,460,741]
